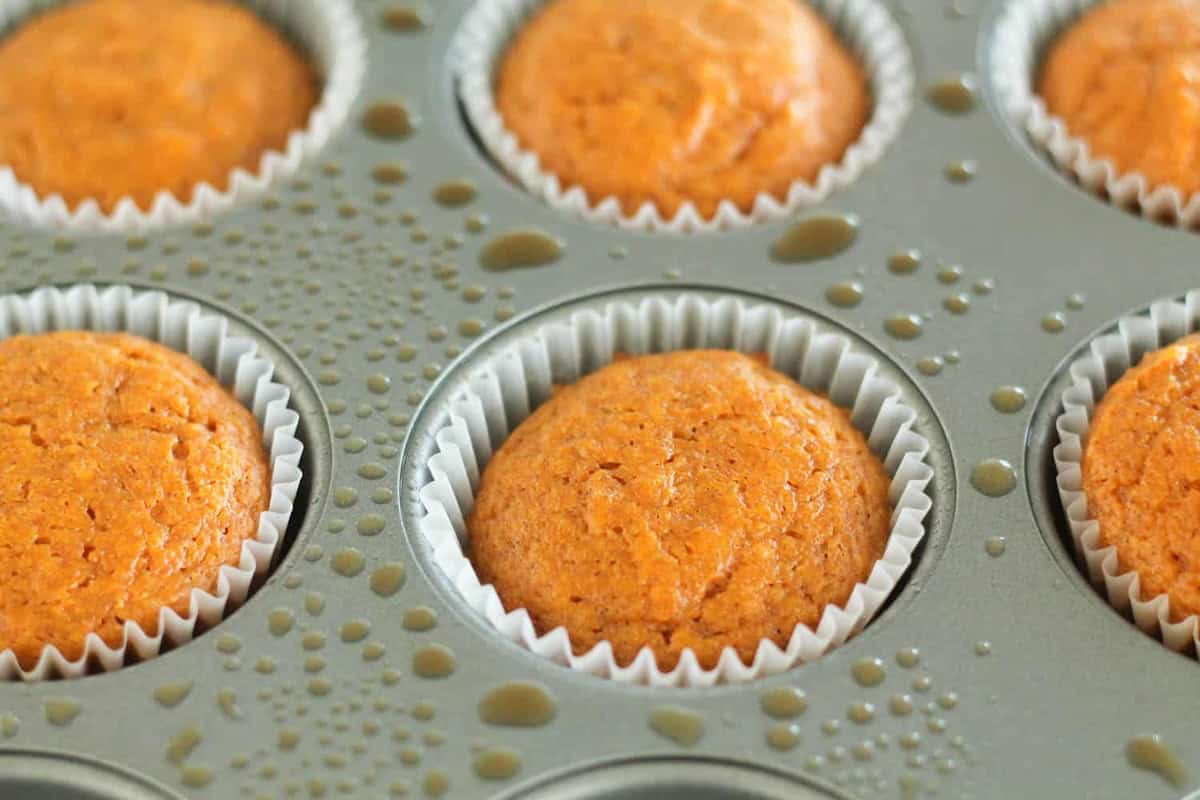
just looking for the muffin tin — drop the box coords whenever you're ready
[0,0,1198,798]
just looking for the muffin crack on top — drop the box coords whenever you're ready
[467,350,892,670]
[0,331,270,668]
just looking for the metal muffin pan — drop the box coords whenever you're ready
[0,0,1196,798]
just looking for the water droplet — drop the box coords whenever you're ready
[340,619,371,643]
[984,536,1007,557]
[166,726,203,764]
[382,4,429,32]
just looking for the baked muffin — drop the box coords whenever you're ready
[1039,0,1200,196]
[1083,334,1200,622]
[494,0,869,219]
[0,332,270,667]
[0,0,318,213]
[468,350,892,670]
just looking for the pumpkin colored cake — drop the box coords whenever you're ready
[1039,0,1200,196]
[0,0,319,213]
[467,350,892,670]
[1083,334,1200,622]
[494,0,870,218]
[0,332,270,667]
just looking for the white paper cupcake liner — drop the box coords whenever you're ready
[417,294,934,687]
[1054,292,1200,655]
[454,0,913,233]
[0,285,304,680]
[0,0,366,234]
[992,0,1200,227]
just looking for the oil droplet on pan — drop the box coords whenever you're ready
[826,281,863,308]
[888,249,921,275]
[852,657,886,687]
[884,314,923,340]
[926,75,977,113]
[761,687,808,719]
[382,4,429,31]
[166,726,202,763]
[648,706,704,747]
[990,386,1027,413]
[44,698,81,726]
[403,606,438,631]
[479,682,557,727]
[1126,735,1187,788]
[154,682,193,708]
[413,644,456,678]
[331,548,366,577]
[971,458,1017,497]
[896,648,920,668]
[770,214,859,263]
[480,229,564,271]
[362,100,418,139]
[944,160,977,183]
[369,563,406,596]
[432,179,477,208]
[766,723,801,751]
[1042,312,1066,333]
[474,748,523,780]
[985,536,1007,557]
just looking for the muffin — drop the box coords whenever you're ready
[493,0,869,219]
[0,331,270,668]
[1082,333,1200,622]
[467,350,892,670]
[0,0,318,213]
[1039,0,1200,197]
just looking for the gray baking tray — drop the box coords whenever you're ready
[0,0,1196,798]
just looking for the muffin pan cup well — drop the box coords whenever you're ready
[0,285,303,681]
[0,0,365,234]
[416,291,934,687]
[1054,292,1200,656]
[991,0,1200,228]
[454,0,913,232]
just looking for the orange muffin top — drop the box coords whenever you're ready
[0,0,318,213]
[494,0,869,219]
[0,332,270,667]
[1083,334,1200,622]
[1039,0,1200,196]
[467,350,892,670]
